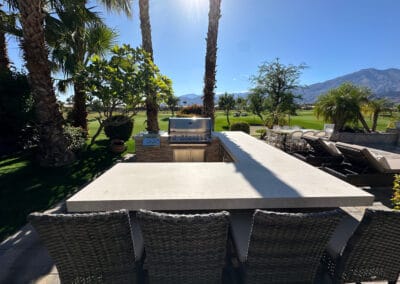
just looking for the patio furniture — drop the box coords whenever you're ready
[322,142,400,186]
[28,210,139,284]
[324,124,335,138]
[285,130,305,152]
[322,209,400,283]
[230,209,344,283]
[265,129,279,146]
[314,130,327,138]
[293,135,343,166]
[136,209,230,284]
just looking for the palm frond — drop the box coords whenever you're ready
[98,0,132,17]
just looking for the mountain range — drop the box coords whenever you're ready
[177,68,400,105]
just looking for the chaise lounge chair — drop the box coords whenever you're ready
[321,142,400,186]
[293,135,343,166]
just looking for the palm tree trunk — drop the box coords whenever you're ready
[203,0,221,129]
[358,111,371,133]
[18,0,75,167]
[71,8,88,131]
[139,0,159,133]
[71,81,88,131]
[372,111,379,132]
[0,5,10,73]
[0,30,10,73]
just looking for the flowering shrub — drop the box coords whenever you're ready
[391,174,400,210]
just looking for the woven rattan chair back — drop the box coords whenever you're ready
[331,209,400,283]
[245,209,343,284]
[137,209,230,284]
[28,210,137,284]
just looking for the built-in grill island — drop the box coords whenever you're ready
[134,117,233,162]
[168,118,211,162]
[168,117,212,144]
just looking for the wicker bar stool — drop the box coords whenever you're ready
[28,210,139,284]
[322,209,400,284]
[231,209,343,284]
[136,209,230,284]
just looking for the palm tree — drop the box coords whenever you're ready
[202,0,221,128]
[314,83,371,133]
[0,9,10,73]
[17,0,75,167]
[364,97,392,132]
[0,1,19,73]
[47,0,117,131]
[139,0,159,133]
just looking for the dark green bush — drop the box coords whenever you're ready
[0,70,34,154]
[230,122,250,134]
[64,126,87,153]
[104,115,134,141]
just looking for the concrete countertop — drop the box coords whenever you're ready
[66,132,374,212]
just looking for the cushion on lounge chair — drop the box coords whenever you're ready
[322,140,342,156]
[380,156,400,171]
[362,148,400,173]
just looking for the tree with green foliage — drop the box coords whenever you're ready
[166,93,179,117]
[218,92,235,125]
[80,45,172,146]
[314,83,371,132]
[0,69,33,153]
[250,58,305,126]
[364,97,392,132]
[247,92,266,122]
[236,96,247,115]
[46,0,118,131]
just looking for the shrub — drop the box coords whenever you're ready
[0,70,34,154]
[256,128,267,139]
[177,104,203,116]
[104,115,134,141]
[230,122,250,134]
[64,126,87,153]
[392,174,400,210]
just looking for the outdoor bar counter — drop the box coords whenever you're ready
[66,132,374,212]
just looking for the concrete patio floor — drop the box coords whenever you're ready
[0,203,65,284]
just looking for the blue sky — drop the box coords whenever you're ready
[6,0,400,99]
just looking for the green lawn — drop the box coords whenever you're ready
[0,109,396,241]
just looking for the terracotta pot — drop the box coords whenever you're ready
[110,139,126,153]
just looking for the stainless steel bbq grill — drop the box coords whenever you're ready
[168,117,212,144]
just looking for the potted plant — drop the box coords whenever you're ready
[104,115,134,153]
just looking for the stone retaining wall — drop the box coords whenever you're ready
[331,132,399,147]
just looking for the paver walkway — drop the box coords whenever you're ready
[0,204,63,284]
